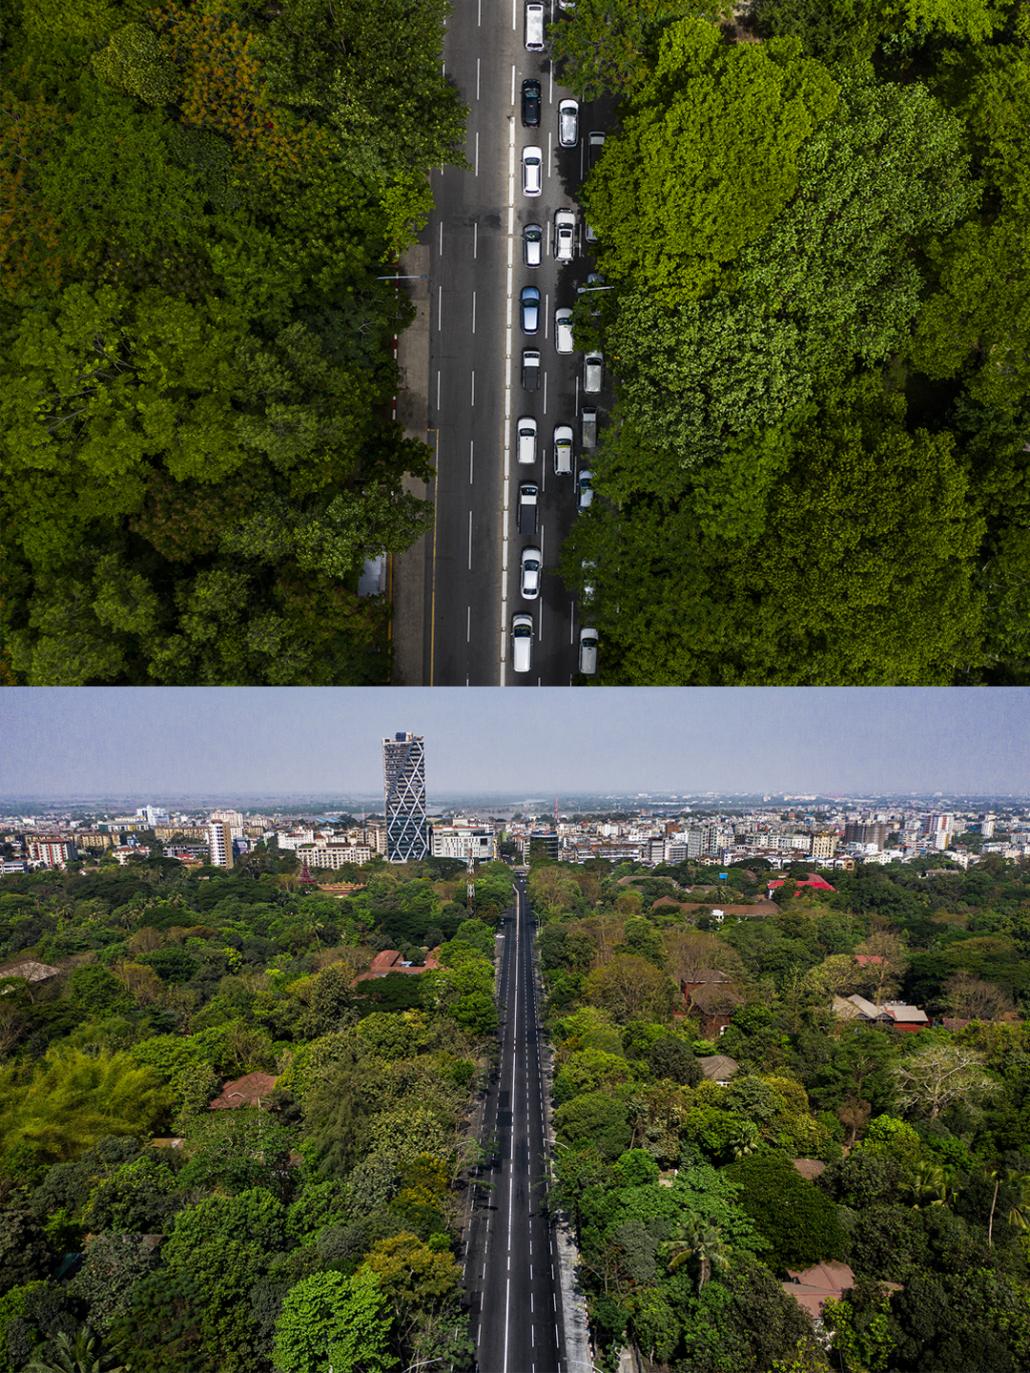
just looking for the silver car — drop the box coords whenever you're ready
[520,545,542,600]
[523,223,542,267]
[578,627,598,675]
[577,468,594,511]
[558,98,579,148]
[553,209,576,262]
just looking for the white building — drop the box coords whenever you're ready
[136,805,170,827]
[207,821,234,868]
[28,839,76,868]
[297,844,372,869]
[430,824,495,861]
[276,830,315,852]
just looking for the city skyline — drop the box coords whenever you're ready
[2,688,1028,796]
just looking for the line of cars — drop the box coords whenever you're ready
[512,5,600,678]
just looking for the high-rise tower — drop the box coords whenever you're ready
[383,732,429,863]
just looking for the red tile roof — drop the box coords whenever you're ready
[354,947,441,983]
[768,873,836,893]
[783,1261,855,1319]
[209,1071,278,1110]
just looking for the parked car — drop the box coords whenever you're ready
[580,406,597,449]
[520,545,542,600]
[553,209,576,262]
[523,222,542,267]
[520,284,540,334]
[578,626,598,675]
[521,79,541,127]
[583,352,603,393]
[558,98,579,148]
[522,146,542,196]
[518,482,539,535]
[524,2,545,51]
[553,424,573,474]
[587,129,605,166]
[517,416,537,464]
[554,307,573,354]
[577,468,594,510]
[521,349,541,389]
[511,614,534,673]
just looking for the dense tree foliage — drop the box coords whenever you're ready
[0,0,464,683]
[0,857,498,1369]
[537,854,1030,1369]
[559,8,1030,683]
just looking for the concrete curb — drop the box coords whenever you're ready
[391,241,432,685]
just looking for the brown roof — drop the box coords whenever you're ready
[793,1158,827,1181]
[209,1072,278,1110]
[672,900,779,918]
[698,1054,739,1082]
[354,947,441,983]
[682,968,732,985]
[783,1261,855,1319]
[688,983,742,1013]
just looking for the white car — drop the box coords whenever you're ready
[578,627,598,675]
[520,545,542,600]
[578,468,594,510]
[553,424,573,474]
[558,99,579,148]
[523,222,542,267]
[553,209,576,262]
[583,351,603,394]
[522,146,542,197]
[511,614,534,673]
[554,307,573,354]
[517,416,537,465]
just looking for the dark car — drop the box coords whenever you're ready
[521,79,541,127]
[521,349,541,390]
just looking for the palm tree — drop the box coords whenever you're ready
[987,1167,1030,1247]
[25,1328,128,1373]
[662,1220,730,1292]
[905,1161,957,1209]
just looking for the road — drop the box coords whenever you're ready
[463,873,564,1371]
[421,1,608,685]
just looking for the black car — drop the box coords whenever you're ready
[521,79,541,128]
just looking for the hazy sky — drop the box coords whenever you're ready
[1,689,1027,798]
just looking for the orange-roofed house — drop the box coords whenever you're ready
[354,948,441,983]
[782,1261,855,1320]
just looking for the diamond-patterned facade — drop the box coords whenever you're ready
[383,733,428,862]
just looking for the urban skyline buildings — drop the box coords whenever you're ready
[383,732,429,863]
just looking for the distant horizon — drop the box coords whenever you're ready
[2,688,1028,796]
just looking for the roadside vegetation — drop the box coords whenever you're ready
[557,1,1030,684]
[0,849,515,1370]
[0,0,464,684]
[532,854,1030,1370]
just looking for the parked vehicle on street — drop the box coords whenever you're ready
[578,627,598,675]
[554,308,573,354]
[583,352,603,393]
[524,2,545,51]
[578,468,594,510]
[521,79,541,127]
[521,349,541,390]
[523,223,542,267]
[558,98,579,148]
[520,284,540,334]
[553,209,576,262]
[511,614,534,672]
[518,482,539,535]
[522,146,542,196]
[520,546,542,600]
[517,416,537,464]
[553,424,573,474]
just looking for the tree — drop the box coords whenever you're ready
[25,1328,128,1373]
[583,954,676,1023]
[662,1219,731,1291]
[891,1041,997,1119]
[727,1153,846,1271]
[272,1269,396,1373]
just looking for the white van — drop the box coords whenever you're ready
[525,2,545,51]
[553,424,573,475]
[578,627,598,675]
[583,352,603,394]
[512,614,534,673]
[555,307,573,354]
[517,416,537,464]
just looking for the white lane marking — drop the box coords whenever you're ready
[467,606,472,643]
[475,130,480,176]
[544,294,550,339]
[437,285,442,331]
[512,0,516,28]
[479,0,482,22]
[439,220,443,257]
[543,370,548,415]
[511,63,516,106]
[468,510,473,570]
[549,66,553,101]
[472,290,477,334]
[575,375,579,414]
[547,140,552,181]
[474,221,479,258]
[436,369,441,412]
[471,370,476,407]
[570,608,575,644]
[469,439,475,484]
[476,57,481,101]
[499,116,516,685]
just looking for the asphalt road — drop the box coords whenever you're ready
[425,1,608,685]
[463,874,564,1371]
